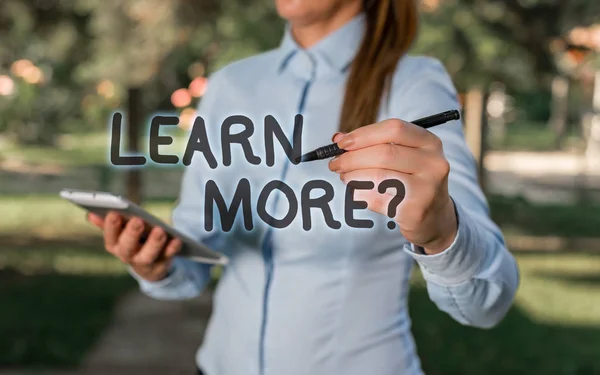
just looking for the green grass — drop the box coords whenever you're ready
[1,133,109,167]
[411,252,600,375]
[0,121,585,169]
[0,195,175,368]
[2,194,600,372]
[3,193,598,240]
[0,245,135,368]
[488,121,581,152]
[0,194,176,237]
[488,194,600,238]
[3,249,600,373]
[1,130,192,168]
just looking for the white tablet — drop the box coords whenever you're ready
[59,188,228,265]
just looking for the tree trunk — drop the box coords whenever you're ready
[464,86,487,192]
[585,71,600,174]
[126,87,143,205]
[486,82,507,147]
[548,75,570,150]
[577,71,600,204]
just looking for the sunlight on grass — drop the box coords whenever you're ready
[6,122,577,167]
[0,246,126,276]
[514,254,600,326]
[412,253,600,328]
[489,121,581,152]
[489,194,600,238]
[0,194,175,237]
[2,193,600,372]
[3,133,109,166]
[3,131,192,167]
[410,253,600,375]
[0,195,98,236]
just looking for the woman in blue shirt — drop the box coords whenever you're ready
[88,1,520,374]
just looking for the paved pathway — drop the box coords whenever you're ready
[2,150,599,204]
[485,151,600,204]
[0,291,213,375]
[80,290,214,375]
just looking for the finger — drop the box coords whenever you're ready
[337,118,441,151]
[103,211,123,250]
[164,238,182,258]
[343,171,411,218]
[341,171,428,219]
[329,144,435,174]
[131,227,168,266]
[114,217,145,262]
[340,169,408,197]
[87,213,104,229]
[331,132,348,143]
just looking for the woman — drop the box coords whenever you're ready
[88,1,520,374]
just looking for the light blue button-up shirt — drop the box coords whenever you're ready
[130,13,519,375]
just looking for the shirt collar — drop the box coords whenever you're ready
[277,12,366,75]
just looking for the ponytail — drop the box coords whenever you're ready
[339,0,418,132]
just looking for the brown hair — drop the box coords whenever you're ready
[339,0,419,133]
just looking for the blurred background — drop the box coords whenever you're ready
[1,0,600,374]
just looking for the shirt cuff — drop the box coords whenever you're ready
[127,260,187,292]
[403,200,485,286]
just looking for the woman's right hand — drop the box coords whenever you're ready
[87,211,182,282]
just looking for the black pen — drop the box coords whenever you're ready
[295,109,460,163]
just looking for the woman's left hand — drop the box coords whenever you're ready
[328,118,458,255]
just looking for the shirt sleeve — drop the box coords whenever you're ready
[390,57,520,328]
[129,70,229,301]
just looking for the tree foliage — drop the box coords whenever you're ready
[415,0,600,92]
[0,0,598,145]
[0,0,282,145]
[0,0,90,144]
